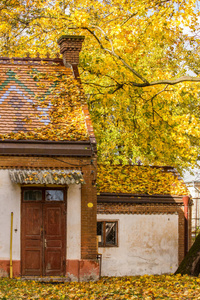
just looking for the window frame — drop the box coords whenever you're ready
[21,186,66,203]
[97,220,118,247]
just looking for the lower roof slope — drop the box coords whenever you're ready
[97,164,189,196]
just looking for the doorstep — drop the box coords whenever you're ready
[20,276,71,283]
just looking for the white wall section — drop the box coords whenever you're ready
[67,184,81,260]
[0,170,21,260]
[0,170,82,262]
[97,214,178,276]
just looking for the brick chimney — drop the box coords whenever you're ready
[57,35,85,67]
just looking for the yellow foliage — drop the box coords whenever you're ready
[0,0,199,171]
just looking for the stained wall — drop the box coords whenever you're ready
[97,213,179,276]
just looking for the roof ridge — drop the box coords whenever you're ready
[0,56,63,65]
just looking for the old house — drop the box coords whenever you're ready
[0,36,99,281]
[0,35,191,280]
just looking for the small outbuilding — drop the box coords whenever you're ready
[97,164,191,276]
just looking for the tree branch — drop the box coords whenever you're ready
[121,12,138,26]
[147,84,169,103]
[82,26,149,85]
[130,76,200,87]
[150,76,200,86]
[81,27,200,88]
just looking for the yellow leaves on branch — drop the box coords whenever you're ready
[97,164,189,196]
[88,79,200,171]
[0,0,199,171]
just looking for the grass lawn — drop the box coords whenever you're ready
[0,274,200,299]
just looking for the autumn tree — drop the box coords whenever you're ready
[0,0,200,172]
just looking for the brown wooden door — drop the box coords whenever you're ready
[44,203,66,275]
[21,188,66,276]
[21,202,43,276]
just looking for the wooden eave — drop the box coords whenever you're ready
[97,193,191,205]
[0,140,95,157]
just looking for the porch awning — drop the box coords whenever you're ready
[9,169,85,185]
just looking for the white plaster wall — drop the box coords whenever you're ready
[0,170,21,260]
[97,214,178,276]
[67,184,81,260]
[0,171,81,262]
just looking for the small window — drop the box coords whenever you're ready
[45,190,64,201]
[23,190,42,201]
[97,221,118,247]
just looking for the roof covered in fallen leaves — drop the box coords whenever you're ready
[97,164,189,196]
[0,57,94,141]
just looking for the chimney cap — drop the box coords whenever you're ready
[57,35,85,45]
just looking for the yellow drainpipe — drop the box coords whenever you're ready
[10,212,13,279]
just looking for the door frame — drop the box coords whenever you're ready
[21,186,67,276]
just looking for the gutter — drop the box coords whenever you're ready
[182,196,190,255]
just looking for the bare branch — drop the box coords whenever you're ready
[149,85,169,123]
[149,76,200,86]
[81,82,117,88]
[149,84,169,100]
[121,12,138,26]
[130,76,200,87]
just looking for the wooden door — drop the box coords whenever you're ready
[44,202,66,275]
[21,188,66,276]
[21,202,43,275]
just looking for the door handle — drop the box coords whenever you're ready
[44,238,47,248]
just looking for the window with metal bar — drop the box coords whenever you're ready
[97,221,118,247]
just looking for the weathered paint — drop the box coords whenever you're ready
[67,184,81,260]
[97,214,178,276]
[0,169,82,277]
[66,259,99,282]
[0,260,20,277]
[0,170,21,261]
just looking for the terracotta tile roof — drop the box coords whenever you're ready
[97,164,189,196]
[0,57,95,142]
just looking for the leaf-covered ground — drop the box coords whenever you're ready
[1,275,200,299]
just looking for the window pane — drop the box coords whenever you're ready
[105,222,116,246]
[24,190,42,201]
[97,222,103,246]
[45,190,64,201]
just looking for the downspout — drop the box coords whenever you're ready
[96,237,102,278]
[182,196,190,256]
